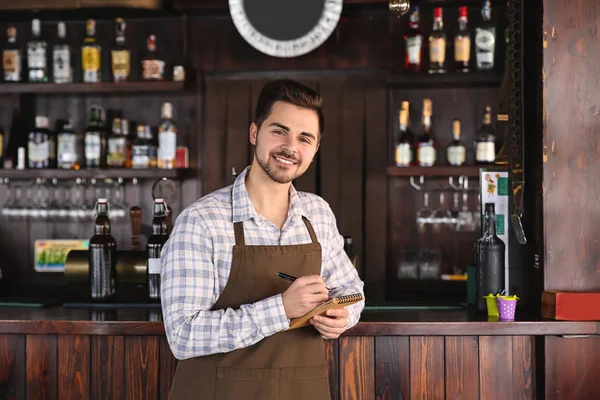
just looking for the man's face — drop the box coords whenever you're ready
[250,101,320,184]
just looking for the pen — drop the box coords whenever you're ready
[274,271,331,291]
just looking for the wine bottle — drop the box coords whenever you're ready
[89,198,117,301]
[147,198,169,302]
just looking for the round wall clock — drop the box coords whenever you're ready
[229,0,344,58]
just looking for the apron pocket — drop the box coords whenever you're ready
[215,367,279,400]
[279,366,330,400]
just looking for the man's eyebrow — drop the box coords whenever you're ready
[269,122,317,141]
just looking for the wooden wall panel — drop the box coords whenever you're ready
[159,336,177,400]
[224,81,252,179]
[512,336,535,400]
[409,336,444,400]
[203,79,229,195]
[0,334,25,400]
[57,335,90,399]
[124,336,159,400]
[91,335,124,399]
[375,336,409,400]
[325,339,340,400]
[26,334,58,400]
[445,336,479,400]
[479,336,513,400]
[339,336,375,400]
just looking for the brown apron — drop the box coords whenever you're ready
[169,217,331,400]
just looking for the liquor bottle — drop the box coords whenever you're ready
[428,7,446,74]
[123,119,133,168]
[53,22,72,83]
[107,115,126,167]
[475,0,496,71]
[474,106,497,164]
[454,6,471,73]
[84,106,106,168]
[89,198,117,302]
[27,19,48,83]
[131,124,151,168]
[475,203,505,311]
[404,7,423,73]
[416,99,436,166]
[4,107,23,169]
[141,35,165,81]
[2,26,21,82]
[28,116,51,169]
[158,102,177,169]
[446,119,466,166]
[394,101,413,167]
[82,19,101,83]
[111,18,130,82]
[57,120,78,169]
[147,198,169,302]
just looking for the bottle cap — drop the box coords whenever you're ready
[58,22,66,38]
[155,198,164,203]
[86,19,96,35]
[162,102,173,118]
[433,7,442,19]
[32,19,41,36]
[459,6,468,18]
[98,198,108,203]
[35,116,49,128]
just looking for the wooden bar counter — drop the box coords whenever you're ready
[0,307,597,399]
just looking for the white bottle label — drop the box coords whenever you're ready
[58,134,77,163]
[53,48,72,81]
[447,146,466,166]
[27,43,46,69]
[148,258,161,274]
[406,36,422,64]
[476,142,496,162]
[158,130,177,161]
[395,143,412,166]
[132,145,150,168]
[85,134,101,159]
[417,145,436,166]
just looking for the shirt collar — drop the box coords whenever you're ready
[231,166,308,224]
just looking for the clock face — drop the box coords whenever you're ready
[229,0,343,58]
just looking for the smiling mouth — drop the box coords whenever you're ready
[273,155,298,166]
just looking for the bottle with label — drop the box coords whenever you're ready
[394,101,413,167]
[475,203,505,311]
[53,22,72,83]
[57,120,78,169]
[2,26,21,82]
[474,106,497,164]
[148,126,158,168]
[82,19,101,83]
[123,119,133,168]
[85,106,108,168]
[158,102,177,169]
[404,7,423,73]
[4,108,23,169]
[428,7,446,74]
[141,35,165,80]
[27,19,48,83]
[89,198,117,302]
[454,6,470,73]
[416,99,437,167]
[147,198,169,302]
[475,0,496,71]
[446,119,466,166]
[132,124,151,168]
[28,116,51,169]
[107,115,127,167]
[111,18,130,82]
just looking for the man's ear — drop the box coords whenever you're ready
[249,123,258,145]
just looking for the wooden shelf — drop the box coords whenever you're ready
[0,81,185,95]
[387,71,504,89]
[387,165,506,178]
[0,168,193,180]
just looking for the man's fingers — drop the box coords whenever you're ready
[325,308,349,318]
[312,314,346,328]
[296,274,324,285]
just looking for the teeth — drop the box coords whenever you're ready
[276,157,294,165]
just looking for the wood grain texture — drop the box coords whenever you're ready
[324,339,340,400]
[444,336,479,400]
[224,81,252,178]
[125,336,159,400]
[159,336,177,400]
[57,335,90,400]
[339,336,375,400]
[0,334,25,400]
[410,336,444,400]
[203,78,229,195]
[479,336,512,400]
[291,80,319,194]
[375,336,409,400]
[91,335,124,400]
[26,334,58,400]
[511,336,534,400]
[545,336,600,400]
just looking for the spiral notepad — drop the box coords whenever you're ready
[288,293,364,330]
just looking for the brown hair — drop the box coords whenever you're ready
[254,79,324,137]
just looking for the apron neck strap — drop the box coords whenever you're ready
[233,217,318,246]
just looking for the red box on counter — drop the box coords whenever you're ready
[542,291,600,321]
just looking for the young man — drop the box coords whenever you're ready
[162,79,365,400]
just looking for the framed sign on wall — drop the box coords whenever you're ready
[229,0,343,58]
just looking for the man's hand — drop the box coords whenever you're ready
[310,308,349,339]
[282,274,329,319]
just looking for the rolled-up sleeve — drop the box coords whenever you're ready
[160,209,289,360]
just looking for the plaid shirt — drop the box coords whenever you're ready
[161,166,365,360]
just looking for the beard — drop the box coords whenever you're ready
[255,145,304,184]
